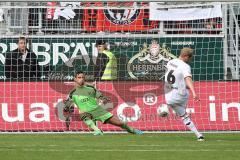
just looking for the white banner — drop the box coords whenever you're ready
[149,3,222,21]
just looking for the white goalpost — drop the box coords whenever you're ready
[0,0,239,133]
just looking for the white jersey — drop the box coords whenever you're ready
[164,59,192,104]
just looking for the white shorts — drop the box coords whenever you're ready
[165,89,189,116]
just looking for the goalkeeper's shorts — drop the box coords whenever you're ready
[87,106,113,123]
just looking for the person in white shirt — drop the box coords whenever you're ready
[164,47,204,141]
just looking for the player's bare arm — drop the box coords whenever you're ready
[185,76,199,101]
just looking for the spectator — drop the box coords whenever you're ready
[5,37,40,80]
[94,40,117,81]
[204,18,222,34]
[175,21,192,34]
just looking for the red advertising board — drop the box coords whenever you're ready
[0,81,240,131]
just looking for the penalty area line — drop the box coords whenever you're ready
[0,149,240,152]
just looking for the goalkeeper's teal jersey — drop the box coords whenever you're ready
[68,85,103,112]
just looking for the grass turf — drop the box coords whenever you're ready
[0,133,240,160]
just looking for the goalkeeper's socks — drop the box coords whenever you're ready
[121,123,135,134]
[182,116,202,138]
[83,118,101,132]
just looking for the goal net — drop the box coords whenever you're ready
[0,1,239,132]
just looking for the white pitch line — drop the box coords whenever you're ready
[1,131,240,134]
[0,149,240,152]
[1,143,240,148]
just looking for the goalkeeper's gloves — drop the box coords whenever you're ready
[98,96,110,105]
[63,100,74,113]
[63,105,74,113]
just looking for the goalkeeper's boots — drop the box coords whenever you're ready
[197,136,205,141]
[93,130,103,136]
[133,129,144,135]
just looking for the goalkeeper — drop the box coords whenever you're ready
[63,71,143,135]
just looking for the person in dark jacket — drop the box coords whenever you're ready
[5,37,40,80]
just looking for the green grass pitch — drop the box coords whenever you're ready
[0,133,240,160]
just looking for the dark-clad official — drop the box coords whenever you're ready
[5,37,40,80]
[94,40,117,81]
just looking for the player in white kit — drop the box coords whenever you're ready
[164,47,204,141]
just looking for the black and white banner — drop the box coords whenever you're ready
[149,3,222,21]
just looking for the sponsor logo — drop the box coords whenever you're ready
[143,93,157,105]
[171,41,195,46]
[127,40,177,80]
